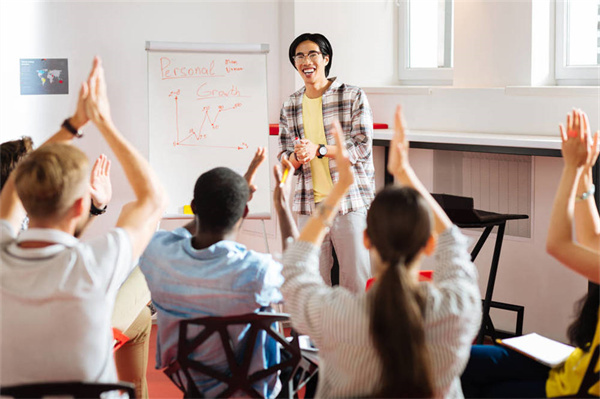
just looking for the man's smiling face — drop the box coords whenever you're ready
[293,40,329,85]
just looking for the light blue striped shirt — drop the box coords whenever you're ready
[139,227,284,398]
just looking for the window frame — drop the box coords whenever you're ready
[398,0,453,84]
[554,0,600,83]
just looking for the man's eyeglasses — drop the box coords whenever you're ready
[293,52,322,63]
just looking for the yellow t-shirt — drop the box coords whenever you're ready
[302,94,333,203]
[546,309,599,397]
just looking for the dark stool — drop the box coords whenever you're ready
[433,194,528,344]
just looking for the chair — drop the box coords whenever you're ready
[163,312,317,398]
[432,193,528,344]
[0,381,136,398]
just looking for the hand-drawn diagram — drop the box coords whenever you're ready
[166,57,250,150]
[169,89,247,149]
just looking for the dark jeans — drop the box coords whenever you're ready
[461,345,550,398]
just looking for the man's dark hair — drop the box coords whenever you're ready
[192,167,249,234]
[288,33,333,77]
[1,136,33,192]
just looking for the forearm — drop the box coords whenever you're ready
[276,204,298,250]
[297,185,346,245]
[43,114,90,147]
[96,121,165,207]
[574,170,600,250]
[547,165,580,252]
[288,151,303,170]
[394,167,452,235]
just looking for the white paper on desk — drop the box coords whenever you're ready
[499,333,575,368]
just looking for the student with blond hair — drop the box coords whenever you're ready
[0,57,167,392]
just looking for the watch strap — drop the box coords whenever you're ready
[90,202,107,216]
[62,118,83,138]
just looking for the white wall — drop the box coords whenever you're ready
[0,0,282,237]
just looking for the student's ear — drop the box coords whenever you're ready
[423,234,437,256]
[363,229,371,250]
[190,200,196,214]
[324,55,330,66]
[71,197,87,218]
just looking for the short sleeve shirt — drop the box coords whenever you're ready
[0,220,134,386]
[139,227,284,398]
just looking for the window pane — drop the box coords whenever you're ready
[566,0,600,66]
[408,0,453,68]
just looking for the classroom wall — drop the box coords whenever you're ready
[1,0,598,343]
[288,0,598,342]
[0,0,282,237]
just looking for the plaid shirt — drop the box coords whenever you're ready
[278,78,375,215]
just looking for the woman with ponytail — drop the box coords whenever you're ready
[275,106,482,398]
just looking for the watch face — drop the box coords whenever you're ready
[319,145,327,156]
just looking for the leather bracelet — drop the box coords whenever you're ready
[90,202,107,216]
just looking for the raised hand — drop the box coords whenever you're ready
[579,111,600,173]
[559,109,590,169]
[89,154,112,209]
[243,147,266,201]
[84,56,113,126]
[331,120,354,190]
[388,105,411,177]
[273,156,295,211]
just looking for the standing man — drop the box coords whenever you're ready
[278,33,375,293]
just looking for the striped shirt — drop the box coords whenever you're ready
[281,226,482,398]
[277,78,375,215]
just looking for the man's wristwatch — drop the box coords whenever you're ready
[90,202,107,216]
[62,118,83,138]
[317,144,328,159]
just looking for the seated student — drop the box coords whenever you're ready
[139,149,286,399]
[0,57,167,387]
[275,107,482,398]
[461,109,600,398]
[0,134,152,399]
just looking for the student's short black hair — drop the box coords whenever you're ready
[192,167,249,234]
[288,33,333,77]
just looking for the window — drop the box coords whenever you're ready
[555,0,600,82]
[398,0,453,83]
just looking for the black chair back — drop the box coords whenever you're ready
[163,312,305,398]
[0,381,136,398]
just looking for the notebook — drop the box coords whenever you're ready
[497,333,576,368]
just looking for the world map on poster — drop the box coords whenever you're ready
[20,58,69,95]
[37,69,63,86]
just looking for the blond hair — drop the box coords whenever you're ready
[15,143,89,220]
